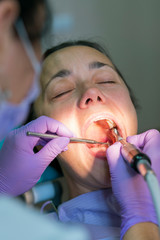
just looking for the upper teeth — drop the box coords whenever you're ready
[93,119,116,129]
[105,119,116,129]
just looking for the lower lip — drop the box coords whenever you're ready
[86,145,108,159]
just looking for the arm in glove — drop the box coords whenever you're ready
[0,116,73,196]
[106,129,160,239]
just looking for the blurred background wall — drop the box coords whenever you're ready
[42,0,160,133]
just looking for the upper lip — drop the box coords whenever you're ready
[81,112,125,139]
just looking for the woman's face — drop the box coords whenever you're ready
[38,46,138,192]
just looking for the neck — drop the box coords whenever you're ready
[62,171,98,200]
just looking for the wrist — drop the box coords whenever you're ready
[120,204,158,239]
[122,222,160,240]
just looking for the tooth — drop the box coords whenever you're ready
[106,119,116,129]
[111,127,120,142]
[113,128,118,135]
[112,128,122,140]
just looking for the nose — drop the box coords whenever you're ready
[79,87,105,109]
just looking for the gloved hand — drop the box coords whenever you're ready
[106,129,160,239]
[0,116,73,196]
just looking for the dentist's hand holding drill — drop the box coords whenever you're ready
[107,129,160,239]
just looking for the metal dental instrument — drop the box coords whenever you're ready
[113,128,160,226]
[113,128,151,174]
[27,131,109,145]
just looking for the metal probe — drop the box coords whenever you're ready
[27,131,109,145]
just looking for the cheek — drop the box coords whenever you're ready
[105,86,137,134]
[58,147,82,177]
[115,89,138,134]
[117,91,134,111]
[43,102,78,132]
[44,101,71,119]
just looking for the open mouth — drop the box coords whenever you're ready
[84,118,119,157]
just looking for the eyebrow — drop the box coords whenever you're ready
[44,61,115,92]
[44,69,71,92]
[89,61,114,70]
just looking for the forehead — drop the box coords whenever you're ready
[40,46,114,86]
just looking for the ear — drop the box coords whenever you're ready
[0,0,19,32]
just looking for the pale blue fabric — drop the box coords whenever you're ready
[48,189,121,240]
[0,196,90,240]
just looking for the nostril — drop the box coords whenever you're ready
[85,96,102,105]
[97,96,102,102]
[80,88,105,108]
[86,98,92,104]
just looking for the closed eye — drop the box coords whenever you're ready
[97,80,116,84]
[53,89,73,99]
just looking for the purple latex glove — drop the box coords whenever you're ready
[0,116,73,196]
[106,129,160,239]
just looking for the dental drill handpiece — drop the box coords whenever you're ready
[114,129,160,226]
[114,129,152,176]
